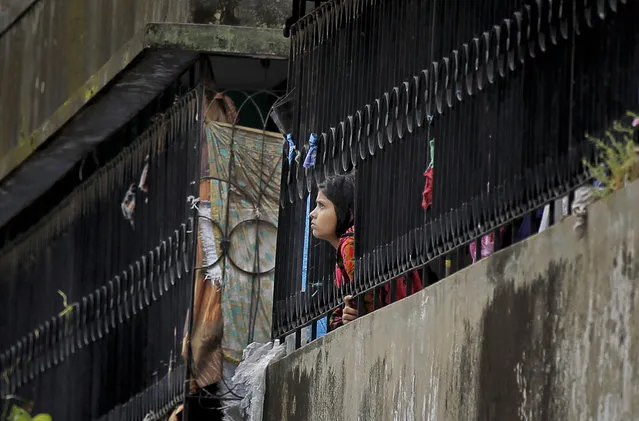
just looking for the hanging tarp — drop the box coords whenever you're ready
[200,121,282,365]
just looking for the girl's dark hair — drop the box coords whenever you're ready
[318,173,356,237]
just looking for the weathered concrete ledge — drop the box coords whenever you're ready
[264,181,639,420]
[145,23,289,59]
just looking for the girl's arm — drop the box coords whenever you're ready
[329,235,356,331]
[328,235,355,332]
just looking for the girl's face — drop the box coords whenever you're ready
[310,190,338,242]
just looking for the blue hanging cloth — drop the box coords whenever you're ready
[303,133,318,168]
[286,133,296,164]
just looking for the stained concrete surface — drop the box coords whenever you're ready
[264,180,639,421]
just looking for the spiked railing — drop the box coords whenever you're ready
[272,0,639,342]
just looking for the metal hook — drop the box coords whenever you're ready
[160,241,169,293]
[128,264,138,316]
[140,257,150,308]
[167,236,176,287]
[149,250,158,302]
[8,345,17,393]
[36,324,46,375]
[14,340,23,389]
[42,320,53,369]
[107,280,116,331]
[79,297,89,347]
[121,270,131,321]
[26,332,35,381]
[114,275,124,325]
[100,285,110,336]
[173,230,182,281]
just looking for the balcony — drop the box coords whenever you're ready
[265,179,639,420]
[1,0,638,419]
[272,0,639,347]
[266,0,639,418]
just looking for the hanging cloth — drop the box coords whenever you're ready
[138,155,150,194]
[120,184,136,229]
[303,133,318,168]
[422,139,435,210]
[286,133,297,164]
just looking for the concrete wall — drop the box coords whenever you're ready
[191,0,289,27]
[264,181,639,421]
[0,0,290,184]
[0,0,190,181]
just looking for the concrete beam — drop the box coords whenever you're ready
[145,23,289,59]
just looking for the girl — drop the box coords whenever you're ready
[310,173,423,330]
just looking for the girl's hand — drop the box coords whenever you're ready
[342,295,359,324]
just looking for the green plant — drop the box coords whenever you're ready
[7,405,31,421]
[5,405,51,421]
[57,290,77,333]
[57,290,75,318]
[583,111,639,199]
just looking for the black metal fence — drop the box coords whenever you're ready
[0,65,203,420]
[273,0,639,341]
[94,365,185,421]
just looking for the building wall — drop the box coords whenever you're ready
[0,0,290,184]
[0,0,189,177]
[264,181,639,421]
[191,0,288,27]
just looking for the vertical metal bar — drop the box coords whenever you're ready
[357,294,366,317]
[493,227,502,252]
[568,189,575,215]
[295,328,302,350]
[389,277,397,303]
[183,57,205,421]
